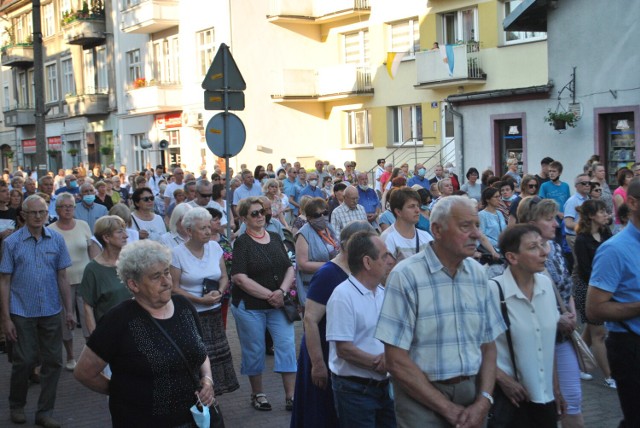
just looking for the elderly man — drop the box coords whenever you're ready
[39,175,58,221]
[187,180,227,226]
[184,180,197,202]
[314,160,330,184]
[408,163,429,189]
[300,172,324,199]
[331,186,367,236]
[563,173,591,251]
[23,178,37,198]
[326,232,396,427]
[54,174,80,198]
[232,170,262,215]
[587,177,640,428]
[376,196,505,428]
[164,167,185,215]
[1,195,74,427]
[283,167,301,218]
[356,172,382,230]
[74,183,108,232]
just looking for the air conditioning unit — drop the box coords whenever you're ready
[184,111,203,128]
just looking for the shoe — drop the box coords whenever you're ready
[10,408,26,424]
[580,372,593,381]
[65,359,77,371]
[285,397,294,411]
[251,393,272,411]
[35,416,61,428]
[604,377,617,389]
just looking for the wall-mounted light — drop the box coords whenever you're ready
[616,120,630,130]
[508,125,519,135]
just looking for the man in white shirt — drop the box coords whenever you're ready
[326,232,396,427]
[164,168,185,216]
[187,180,227,226]
[148,164,165,196]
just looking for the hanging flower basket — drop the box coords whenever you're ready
[47,149,59,156]
[544,109,578,131]
[100,145,113,155]
[67,148,79,156]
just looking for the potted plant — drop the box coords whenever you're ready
[4,151,14,159]
[99,144,113,156]
[67,148,79,156]
[133,77,146,89]
[544,109,579,131]
[47,149,58,156]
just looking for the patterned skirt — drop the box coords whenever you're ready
[198,308,240,395]
[572,274,603,326]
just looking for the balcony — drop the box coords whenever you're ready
[267,0,371,24]
[1,44,34,67]
[271,65,373,102]
[125,80,182,115]
[121,0,179,34]
[3,104,35,127]
[62,10,106,46]
[66,92,110,117]
[415,43,487,89]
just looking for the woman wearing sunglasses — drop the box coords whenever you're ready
[130,187,167,241]
[508,174,539,226]
[230,197,296,412]
[295,197,339,307]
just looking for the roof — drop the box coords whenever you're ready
[503,0,550,32]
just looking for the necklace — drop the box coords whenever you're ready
[247,229,266,239]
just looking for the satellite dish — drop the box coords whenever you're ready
[140,139,152,149]
[158,139,169,150]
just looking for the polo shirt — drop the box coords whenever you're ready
[282,178,301,215]
[357,187,381,215]
[563,193,589,235]
[407,175,430,189]
[375,243,506,381]
[0,226,72,317]
[74,202,108,233]
[232,183,261,205]
[589,221,640,334]
[327,275,386,381]
[300,185,324,199]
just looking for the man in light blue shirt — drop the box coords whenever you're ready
[407,163,430,189]
[299,172,324,199]
[232,170,262,215]
[563,173,590,250]
[74,183,108,233]
[282,167,301,217]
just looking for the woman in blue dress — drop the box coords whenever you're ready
[290,221,375,428]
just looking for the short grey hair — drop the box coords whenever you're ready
[56,192,76,207]
[22,194,46,211]
[117,240,171,284]
[181,206,212,231]
[169,203,192,234]
[430,195,477,234]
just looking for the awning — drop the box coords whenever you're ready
[503,0,549,32]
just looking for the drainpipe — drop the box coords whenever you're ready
[448,104,465,182]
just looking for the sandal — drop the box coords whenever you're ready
[285,397,294,411]
[251,393,272,411]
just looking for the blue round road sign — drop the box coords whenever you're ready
[205,112,246,158]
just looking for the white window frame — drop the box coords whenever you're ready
[45,62,58,103]
[61,0,71,15]
[96,46,108,93]
[346,110,372,147]
[153,35,180,84]
[61,57,75,96]
[83,50,95,94]
[389,18,420,58]
[15,17,23,43]
[391,105,423,146]
[28,70,34,105]
[344,30,370,65]
[43,3,55,37]
[18,71,27,106]
[126,49,142,84]
[196,28,215,77]
[133,133,146,172]
[442,7,478,44]
[3,83,10,109]
[503,1,547,45]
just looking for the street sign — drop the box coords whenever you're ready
[202,43,246,91]
[205,112,246,158]
[204,90,245,111]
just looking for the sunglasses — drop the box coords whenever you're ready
[308,210,329,219]
[336,173,344,176]
[527,184,538,189]
[249,209,266,218]
[578,181,590,186]
[592,188,602,193]
[141,196,155,202]
[198,193,212,198]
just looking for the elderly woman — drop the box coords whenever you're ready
[263,178,288,227]
[94,180,114,211]
[47,193,98,370]
[230,196,296,412]
[109,204,140,244]
[207,207,233,328]
[517,196,585,428]
[489,225,563,427]
[160,203,192,249]
[170,207,239,396]
[75,240,216,427]
[295,197,339,307]
[9,188,22,210]
[78,216,131,335]
[131,187,167,241]
[291,221,374,428]
[291,195,312,235]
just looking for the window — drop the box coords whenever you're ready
[18,72,27,106]
[133,133,146,172]
[61,0,71,15]
[504,1,546,44]
[390,18,419,57]
[61,57,75,96]
[491,114,526,176]
[127,49,142,84]
[196,28,215,76]
[153,36,180,83]
[43,3,55,37]
[391,105,422,145]
[3,84,10,109]
[347,110,372,146]
[45,63,58,102]
[96,46,108,92]
[123,0,140,8]
[83,50,95,93]
[344,30,370,65]
[442,8,477,44]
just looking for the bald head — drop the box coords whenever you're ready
[344,186,359,209]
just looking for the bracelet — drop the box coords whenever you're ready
[480,391,494,405]
[201,375,214,386]
[279,288,286,295]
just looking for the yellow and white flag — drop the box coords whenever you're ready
[386,52,406,79]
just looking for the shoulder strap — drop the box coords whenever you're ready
[491,279,519,382]
[415,227,420,253]
[131,214,141,231]
[545,268,568,314]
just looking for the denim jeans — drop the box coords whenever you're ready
[331,374,397,428]
[607,332,640,428]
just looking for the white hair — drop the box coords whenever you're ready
[430,195,477,234]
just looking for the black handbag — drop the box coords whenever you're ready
[203,278,220,295]
[282,294,301,323]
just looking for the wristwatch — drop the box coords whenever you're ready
[480,391,494,405]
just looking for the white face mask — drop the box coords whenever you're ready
[309,180,318,187]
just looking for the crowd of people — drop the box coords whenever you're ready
[0,153,638,428]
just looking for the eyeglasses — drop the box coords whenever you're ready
[24,210,48,217]
[57,204,75,210]
[591,188,602,193]
[336,173,344,176]
[249,209,266,218]
[308,210,329,219]
[198,193,212,198]
[141,196,155,202]
[577,181,590,186]
[527,184,538,189]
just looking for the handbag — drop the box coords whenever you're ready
[282,294,301,323]
[203,278,220,295]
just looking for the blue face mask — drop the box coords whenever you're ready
[418,168,426,177]
[82,195,96,205]
[420,204,429,211]
[70,181,78,188]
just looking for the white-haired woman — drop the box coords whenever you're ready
[263,178,288,227]
[75,240,216,427]
[160,202,192,248]
[170,207,239,396]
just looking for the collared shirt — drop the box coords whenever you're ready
[0,226,72,317]
[300,185,324,199]
[563,193,589,235]
[148,174,164,195]
[357,187,381,215]
[232,183,262,205]
[375,243,505,380]
[55,185,80,196]
[330,203,367,236]
[74,202,108,233]
[490,268,559,404]
[590,221,640,334]
[47,193,58,221]
[282,178,301,214]
[327,275,387,380]
[407,175,430,189]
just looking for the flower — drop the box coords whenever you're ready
[289,290,297,297]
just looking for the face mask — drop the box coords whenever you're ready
[308,216,328,231]
[70,181,78,188]
[358,184,369,191]
[325,184,332,191]
[420,204,429,211]
[418,168,426,177]
[82,195,96,204]
[265,214,272,224]
[309,180,318,187]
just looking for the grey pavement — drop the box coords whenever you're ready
[1,315,624,427]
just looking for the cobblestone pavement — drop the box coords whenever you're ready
[0,315,624,427]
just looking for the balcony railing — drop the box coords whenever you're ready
[3,103,36,127]
[62,10,106,46]
[271,65,373,102]
[1,43,34,67]
[125,80,182,114]
[120,0,179,34]
[415,43,486,89]
[65,93,109,117]
[267,0,370,24]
